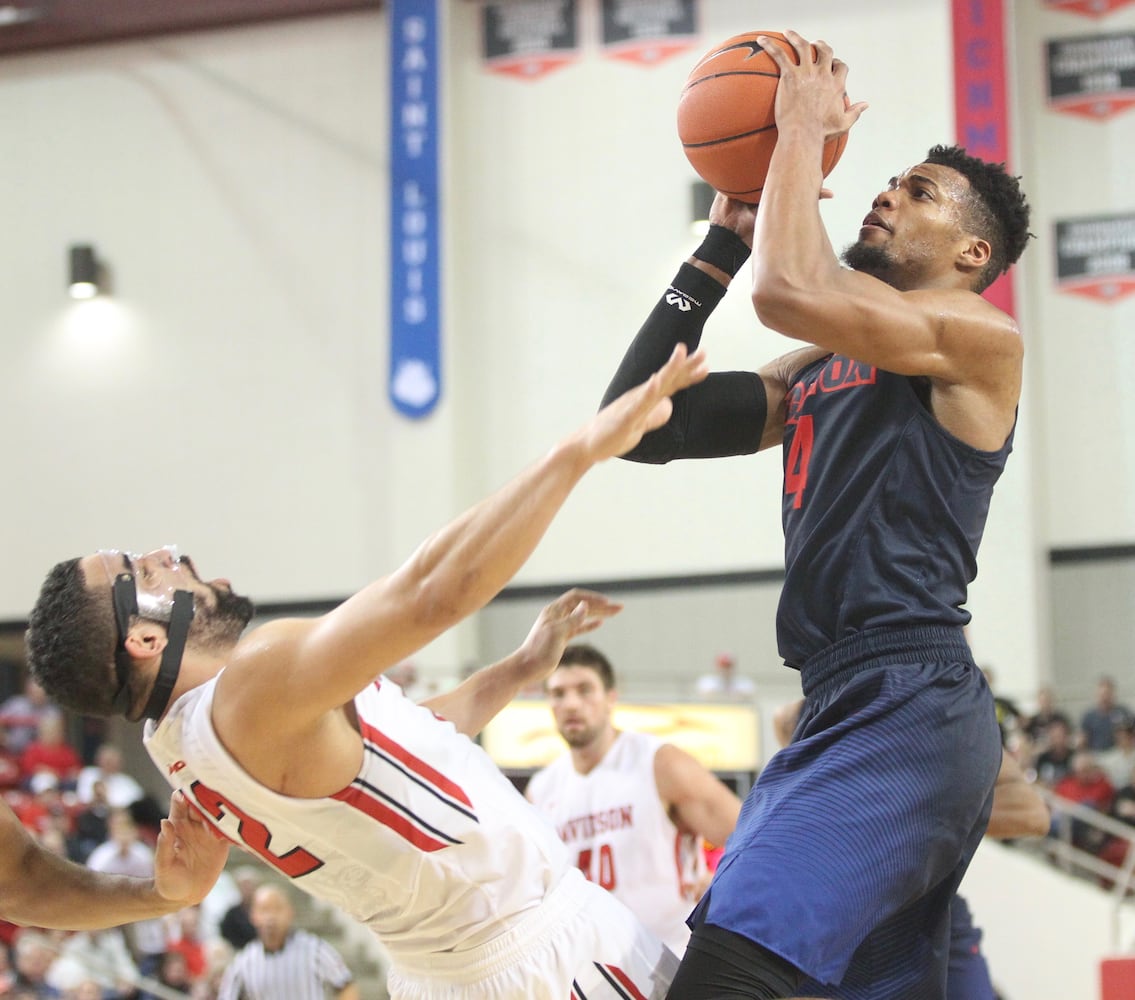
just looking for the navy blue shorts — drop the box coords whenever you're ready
[947,895,995,1000]
[688,625,1001,999]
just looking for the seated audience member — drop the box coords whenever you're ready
[1098,720,1135,790]
[1098,763,1135,871]
[13,772,74,842]
[165,905,207,983]
[0,939,16,994]
[75,745,144,810]
[45,928,139,997]
[85,809,168,976]
[0,726,23,793]
[1052,750,1116,854]
[0,678,62,756]
[19,716,81,792]
[1081,676,1135,752]
[1022,686,1071,745]
[218,867,261,952]
[68,782,111,865]
[12,930,63,998]
[981,666,1023,746]
[1033,716,1077,787]
[142,949,194,1000]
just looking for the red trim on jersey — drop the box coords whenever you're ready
[605,965,649,1000]
[332,785,449,853]
[358,718,473,807]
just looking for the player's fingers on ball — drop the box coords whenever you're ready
[813,39,834,64]
[757,35,787,66]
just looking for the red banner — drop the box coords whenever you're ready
[1044,0,1135,17]
[951,0,1016,316]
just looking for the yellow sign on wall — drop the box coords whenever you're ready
[480,699,760,771]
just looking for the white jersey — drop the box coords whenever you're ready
[145,676,573,970]
[526,730,705,954]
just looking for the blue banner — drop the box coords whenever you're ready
[389,0,441,419]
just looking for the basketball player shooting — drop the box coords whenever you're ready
[24,344,706,1000]
[603,29,1032,1000]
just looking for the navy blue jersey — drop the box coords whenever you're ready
[777,355,1013,667]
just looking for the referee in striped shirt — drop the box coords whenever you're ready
[217,884,359,1000]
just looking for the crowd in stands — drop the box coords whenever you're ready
[987,672,1135,878]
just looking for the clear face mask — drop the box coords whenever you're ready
[97,545,185,622]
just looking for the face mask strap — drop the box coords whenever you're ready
[138,589,196,722]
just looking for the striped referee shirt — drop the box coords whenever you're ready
[217,929,354,1000]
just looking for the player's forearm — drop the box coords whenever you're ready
[751,123,841,329]
[422,647,538,738]
[5,841,177,928]
[405,442,589,628]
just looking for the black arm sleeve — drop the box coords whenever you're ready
[600,262,768,464]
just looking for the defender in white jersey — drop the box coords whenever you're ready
[26,346,705,999]
[527,645,741,954]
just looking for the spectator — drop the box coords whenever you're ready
[1033,716,1076,787]
[694,652,756,700]
[13,773,73,842]
[44,928,138,997]
[0,940,16,993]
[19,717,81,792]
[164,906,207,983]
[981,666,1022,747]
[85,809,168,976]
[217,886,359,1000]
[0,678,62,756]
[68,781,111,865]
[1098,720,1135,790]
[12,930,63,998]
[1022,685,1071,745]
[1098,763,1135,872]
[1081,676,1135,752]
[0,726,23,793]
[75,746,144,811]
[143,949,193,1000]
[190,939,234,1000]
[218,867,261,953]
[1053,750,1115,854]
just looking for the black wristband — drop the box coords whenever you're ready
[691,224,752,278]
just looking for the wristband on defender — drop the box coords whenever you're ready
[691,224,752,278]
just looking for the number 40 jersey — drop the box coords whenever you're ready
[526,730,705,955]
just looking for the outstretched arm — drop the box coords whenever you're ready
[0,792,227,929]
[421,589,623,738]
[222,344,709,734]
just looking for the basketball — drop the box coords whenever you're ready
[677,31,849,203]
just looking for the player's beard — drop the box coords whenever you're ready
[559,720,605,750]
[840,240,898,285]
[191,586,256,652]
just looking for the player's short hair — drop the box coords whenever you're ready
[26,558,120,717]
[557,644,616,691]
[924,144,1032,292]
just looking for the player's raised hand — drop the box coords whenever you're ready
[153,790,229,907]
[519,589,623,684]
[579,343,708,462]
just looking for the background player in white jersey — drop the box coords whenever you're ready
[25,345,706,1000]
[527,644,741,955]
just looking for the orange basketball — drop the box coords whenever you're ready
[677,31,849,203]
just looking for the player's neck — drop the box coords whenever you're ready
[570,726,619,775]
